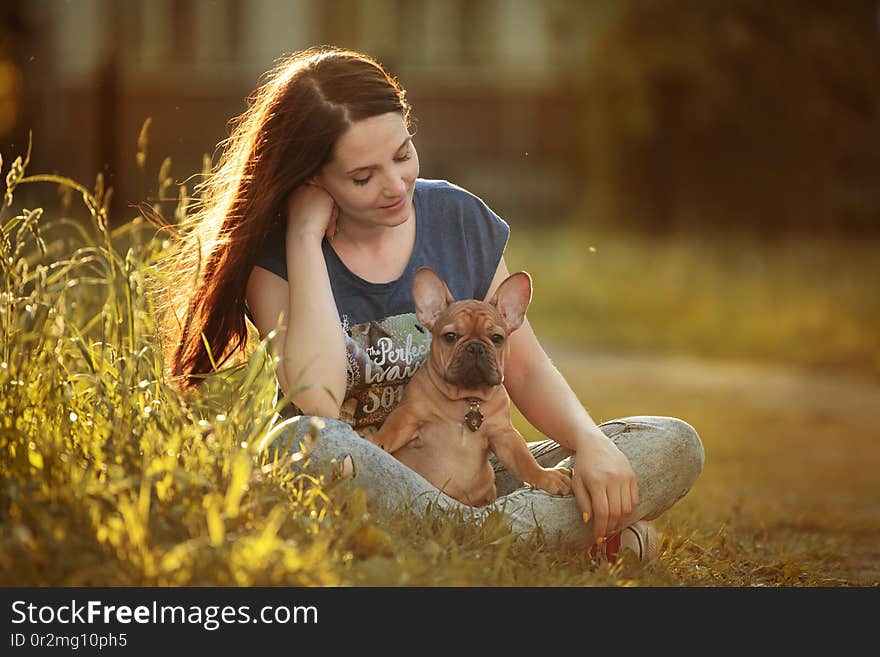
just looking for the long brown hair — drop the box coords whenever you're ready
[154,47,412,389]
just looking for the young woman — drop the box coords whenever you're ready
[161,47,704,561]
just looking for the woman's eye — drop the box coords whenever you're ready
[395,151,412,162]
[353,176,371,186]
[444,332,457,344]
[491,334,505,346]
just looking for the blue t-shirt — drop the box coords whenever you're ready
[251,178,510,434]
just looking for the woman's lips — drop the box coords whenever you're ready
[379,197,406,211]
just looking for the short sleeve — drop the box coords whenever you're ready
[245,221,288,325]
[252,221,289,281]
[413,179,510,305]
[459,191,510,301]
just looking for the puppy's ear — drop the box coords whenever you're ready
[413,267,455,330]
[489,272,532,333]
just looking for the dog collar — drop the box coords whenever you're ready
[464,398,484,432]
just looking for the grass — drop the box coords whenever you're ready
[1,154,877,586]
[511,351,880,587]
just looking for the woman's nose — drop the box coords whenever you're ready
[382,172,406,196]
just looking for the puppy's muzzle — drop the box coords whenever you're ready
[445,340,502,387]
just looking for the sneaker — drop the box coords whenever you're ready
[589,520,660,565]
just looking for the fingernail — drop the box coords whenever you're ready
[341,454,355,478]
[582,512,590,524]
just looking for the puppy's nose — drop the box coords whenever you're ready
[465,341,487,357]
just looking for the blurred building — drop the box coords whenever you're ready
[3,0,618,224]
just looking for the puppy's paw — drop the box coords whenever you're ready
[535,466,572,496]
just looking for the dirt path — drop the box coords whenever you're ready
[545,345,880,586]
[546,346,880,422]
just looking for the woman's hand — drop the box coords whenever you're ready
[486,256,642,544]
[285,181,339,243]
[570,432,640,543]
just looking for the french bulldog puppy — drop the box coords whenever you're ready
[367,267,572,507]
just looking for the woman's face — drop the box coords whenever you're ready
[316,111,419,230]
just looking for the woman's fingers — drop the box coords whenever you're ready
[618,479,640,533]
[617,481,636,531]
[606,484,622,536]
[589,484,610,542]
[572,473,593,533]
[287,183,337,241]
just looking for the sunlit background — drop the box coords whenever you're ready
[2,0,879,585]
[4,0,877,236]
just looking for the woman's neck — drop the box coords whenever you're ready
[334,217,403,250]
[330,202,417,283]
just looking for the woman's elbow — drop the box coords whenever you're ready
[285,381,345,421]
[276,357,347,420]
[299,400,342,421]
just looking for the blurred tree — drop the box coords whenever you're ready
[0,3,28,162]
[579,0,880,236]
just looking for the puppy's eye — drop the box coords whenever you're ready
[444,332,458,344]
[491,334,505,347]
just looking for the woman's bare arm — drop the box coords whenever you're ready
[245,185,346,418]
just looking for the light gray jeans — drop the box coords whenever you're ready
[267,415,704,548]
